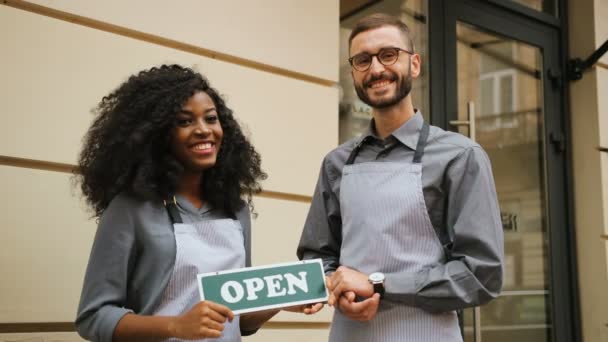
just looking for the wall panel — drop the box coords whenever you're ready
[0,328,332,342]
[243,327,330,342]
[0,332,83,342]
[0,166,96,322]
[25,0,339,82]
[0,6,337,196]
[570,1,608,339]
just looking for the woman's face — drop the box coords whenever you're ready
[171,91,223,173]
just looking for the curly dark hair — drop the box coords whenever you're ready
[76,64,266,218]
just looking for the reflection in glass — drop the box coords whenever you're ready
[456,21,551,342]
[339,0,429,143]
[509,0,558,17]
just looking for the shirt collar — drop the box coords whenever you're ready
[175,194,214,216]
[362,110,425,150]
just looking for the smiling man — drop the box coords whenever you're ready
[297,13,504,342]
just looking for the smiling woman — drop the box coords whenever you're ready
[77,65,265,218]
[170,91,225,208]
[171,92,224,173]
[73,65,285,342]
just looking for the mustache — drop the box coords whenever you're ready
[363,73,397,88]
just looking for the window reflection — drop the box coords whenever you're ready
[509,0,558,17]
[457,21,551,342]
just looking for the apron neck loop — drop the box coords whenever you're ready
[345,136,372,165]
[413,122,430,164]
[346,122,431,166]
[164,196,183,224]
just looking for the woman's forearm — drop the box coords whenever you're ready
[113,313,175,341]
[114,301,234,341]
[239,309,280,334]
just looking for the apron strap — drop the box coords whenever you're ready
[345,136,372,165]
[411,122,454,259]
[437,231,454,261]
[164,196,183,224]
[413,122,430,164]
[346,122,431,166]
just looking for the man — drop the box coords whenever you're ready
[297,13,503,342]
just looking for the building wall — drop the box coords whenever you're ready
[0,1,338,340]
[569,0,608,341]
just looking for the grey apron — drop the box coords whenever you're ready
[330,123,462,342]
[154,201,245,342]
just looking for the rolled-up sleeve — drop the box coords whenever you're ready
[297,158,343,274]
[75,196,137,342]
[386,146,504,312]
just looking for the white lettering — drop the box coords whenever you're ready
[221,281,244,303]
[243,277,265,300]
[263,274,286,297]
[284,272,309,295]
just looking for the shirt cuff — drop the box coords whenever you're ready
[97,306,133,342]
[384,271,420,295]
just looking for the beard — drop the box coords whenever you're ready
[354,70,412,109]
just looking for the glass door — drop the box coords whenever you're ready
[455,22,551,342]
[430,1,578,342]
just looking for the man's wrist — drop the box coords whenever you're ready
[368,272,385,299]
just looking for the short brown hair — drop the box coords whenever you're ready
[348,13,414,52]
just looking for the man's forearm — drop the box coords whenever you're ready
[385,259,502,312]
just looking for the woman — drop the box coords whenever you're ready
[75,64,293,341]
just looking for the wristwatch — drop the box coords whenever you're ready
[368,272,385,299]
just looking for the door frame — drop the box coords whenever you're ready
[428,1,580,341]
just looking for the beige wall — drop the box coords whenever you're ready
[569,0,608,341]
[0,0,338,340]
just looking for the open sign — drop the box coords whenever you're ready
[197,259,328,314]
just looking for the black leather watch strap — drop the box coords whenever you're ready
[373,282,385,299]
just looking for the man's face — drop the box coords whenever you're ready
[350,26,420,109]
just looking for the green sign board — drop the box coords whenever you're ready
[197,259,327,314]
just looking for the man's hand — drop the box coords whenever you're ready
[337,293,380,321]
[326,266,373,306]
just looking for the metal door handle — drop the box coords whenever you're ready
[473,306,482,342]
[449,101,477,142]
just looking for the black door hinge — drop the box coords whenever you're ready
[568,39,608,81]
[547,68,563,89]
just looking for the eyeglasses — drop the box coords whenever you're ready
[348,47,414,71]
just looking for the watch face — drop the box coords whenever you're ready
[369,272,385,283]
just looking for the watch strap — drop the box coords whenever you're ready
[373,282,385,299]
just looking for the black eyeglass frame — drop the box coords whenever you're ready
[348,46,414,71]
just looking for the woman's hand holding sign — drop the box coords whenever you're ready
[168,301,234,339]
